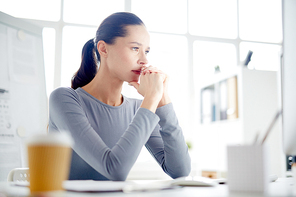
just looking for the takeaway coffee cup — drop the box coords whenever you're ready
[26,132,73,193]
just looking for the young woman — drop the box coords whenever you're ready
[48,12,191,181]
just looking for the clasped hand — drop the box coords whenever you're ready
[129,66,169,106]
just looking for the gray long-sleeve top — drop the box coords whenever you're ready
[48,87,191,181]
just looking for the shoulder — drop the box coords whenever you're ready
[50,86,77,96]
[49,87,80,104]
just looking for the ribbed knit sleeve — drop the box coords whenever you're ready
[145,103,191,178]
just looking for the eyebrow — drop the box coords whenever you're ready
[129,42,150,50]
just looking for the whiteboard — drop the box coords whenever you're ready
[0,11,48,181]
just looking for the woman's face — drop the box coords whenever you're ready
[105,25,150,83]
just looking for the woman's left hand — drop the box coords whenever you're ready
[141,66,171,108]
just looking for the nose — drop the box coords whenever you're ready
[138,51,148,66]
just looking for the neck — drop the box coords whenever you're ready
[82,67,123,106]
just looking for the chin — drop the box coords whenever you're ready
[127,79,138,83]
[129,77,140,83]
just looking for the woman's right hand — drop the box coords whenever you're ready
[129,66,165,112]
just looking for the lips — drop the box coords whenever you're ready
[132,69,142,75]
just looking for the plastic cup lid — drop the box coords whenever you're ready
[26,132,74,147]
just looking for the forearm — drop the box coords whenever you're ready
[155,104,191,178]
[161,128,191,178]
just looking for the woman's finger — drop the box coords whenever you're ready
[142,66,164,75]
[128,82,139,90]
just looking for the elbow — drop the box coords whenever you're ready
[102,151,130,181]
[172,164,191,179]
[182,153,192,177]
[182,163,191,177]
[105,162,130,181]
[169,157,192,179]
[109,170,128,181]
[184,157,192,176]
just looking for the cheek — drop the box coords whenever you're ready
[119,50,134,64]
[111,49,129,64]
[107,48,136,75]
[117,56,136,73]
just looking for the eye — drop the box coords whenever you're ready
[132,47,139,52]
[145,50,150,55]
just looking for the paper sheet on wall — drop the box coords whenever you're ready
[4,25,47,137]
[7,27,39,84]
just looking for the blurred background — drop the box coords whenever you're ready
[0,0,284,180]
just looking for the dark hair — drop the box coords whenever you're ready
[71,12,144,89]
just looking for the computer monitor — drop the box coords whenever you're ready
[281,0,296,156]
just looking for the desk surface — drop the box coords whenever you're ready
[1,178,296,197]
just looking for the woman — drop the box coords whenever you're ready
[48,12,191,181]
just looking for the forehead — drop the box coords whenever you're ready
[117,25,150,46]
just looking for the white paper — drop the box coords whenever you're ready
[63,180,175,193]
[63,180,129,192]
[7,27,38,84]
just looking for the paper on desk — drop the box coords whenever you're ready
[63,180,175,193]
[63,180,127,192]
[123,180,175,193]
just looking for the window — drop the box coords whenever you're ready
[42,28,56,97]
[149,33,190,134]
[239,0,282,43]
[63,0,124,25]
[193,41,237,77]
[131,0,187,34]
[189,0,237,39]
[0,0,282,97]
[61,26,97,87]
[0,0,61,21]
[240,42,282,71]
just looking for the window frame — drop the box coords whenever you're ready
[17,0,282,141]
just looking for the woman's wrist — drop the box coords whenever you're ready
[158,92,171,108]
[141,95,161,113]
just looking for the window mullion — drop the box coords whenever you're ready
[125,0,132,12]
[53,0,64,88]
[236,0,240,66]
[187,0,195,139]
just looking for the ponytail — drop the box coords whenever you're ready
[71,12,144,89]
[71,39,99,89]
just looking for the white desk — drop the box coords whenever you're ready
[1,178,296,197]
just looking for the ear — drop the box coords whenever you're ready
[97,40,108,58]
